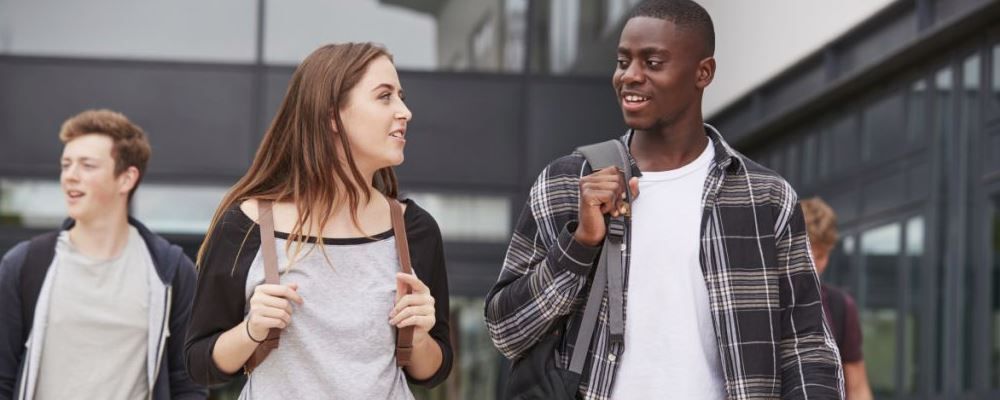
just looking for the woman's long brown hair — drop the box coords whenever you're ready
[197,43,399,269]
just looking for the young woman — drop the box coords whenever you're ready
[184,43,452,399]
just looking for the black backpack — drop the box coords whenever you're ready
[504,139,633,399]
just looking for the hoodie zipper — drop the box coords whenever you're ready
[148,286,171,400]
[17,340,29,400]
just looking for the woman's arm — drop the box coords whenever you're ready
[390,273,443,380]
[393,201,453,387]
[211,283,303,374]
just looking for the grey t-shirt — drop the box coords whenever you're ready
[239,232,414,400]
[35,227,151,400]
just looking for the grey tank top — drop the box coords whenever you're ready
[239,232,414,400]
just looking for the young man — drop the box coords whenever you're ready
[801,197,873,400]
[485,1,844,399]
[0,110,206,400]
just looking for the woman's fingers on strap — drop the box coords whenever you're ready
[257,283,304,304]
[395,272,429,294]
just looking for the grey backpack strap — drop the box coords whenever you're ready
[577,138,635,204]
[571,139,632,360]
[568,238,612,373]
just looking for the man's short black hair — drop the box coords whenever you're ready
[628,0,715,57]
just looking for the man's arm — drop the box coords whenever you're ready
[775,183,844,399]
[484,161,601,360]
[0,242,29,400]
[844,361,873,400]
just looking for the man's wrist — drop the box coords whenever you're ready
[573,230,602,247]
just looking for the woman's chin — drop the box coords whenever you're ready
[387,152,405,167]
[373,155,404,171]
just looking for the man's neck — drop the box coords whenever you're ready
[629,117,710,173]
[68,209,131,261]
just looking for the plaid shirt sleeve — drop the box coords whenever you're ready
[484,156,601,360]
[775,181,846,399]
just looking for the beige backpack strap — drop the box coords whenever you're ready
[245,199,281,373]
[388,198,414,367]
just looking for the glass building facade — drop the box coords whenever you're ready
[712,1,1000,398]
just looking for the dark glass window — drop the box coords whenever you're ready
[824,115,860,178]
[861,222,902,397]
[802,131,819,185]
[863,92,905,161]
[907,80,928,147]
[991,43,1000,119]
[904,216,924,393]
[961,53,981,390]
[991,197,1000,388]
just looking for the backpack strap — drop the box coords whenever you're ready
[244,200,280,374]
[576,140,630,344]
[20,232,60,340]
[243,198,416,372]
[567,139,632,369]
[388,198,415,367]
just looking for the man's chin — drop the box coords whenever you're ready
[65,204,95,222]
[623,118,656,131]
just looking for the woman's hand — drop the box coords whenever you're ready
[389,273,436,345]
[246,282,304,342]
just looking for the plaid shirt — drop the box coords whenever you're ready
[486,125,844,399]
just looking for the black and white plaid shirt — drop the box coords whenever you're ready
[486,125,844,399]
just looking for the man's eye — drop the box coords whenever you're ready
[616,59,629,68]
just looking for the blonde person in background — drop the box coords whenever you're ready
[802,197,874,400]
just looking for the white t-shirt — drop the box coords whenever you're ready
[610,141,727,399]
[36,226,150,400]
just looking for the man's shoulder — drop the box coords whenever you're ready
[542,152,588,177]
[736,152,789,186]
[129,218,196,283]
[725,151,799,207]
[0,240,32,276]
[1,231,61,272]
[822,283,859,312]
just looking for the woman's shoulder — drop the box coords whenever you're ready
[400,198,441,240]
[238,198,258,221]
[206,200,258,248]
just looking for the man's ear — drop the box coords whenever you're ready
[696,56,716,89]
[118,166,140,195]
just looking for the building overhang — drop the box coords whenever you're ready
[708,0,1000,150]
[378,0,448,16]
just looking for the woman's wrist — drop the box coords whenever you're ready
[246,319,265,344]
